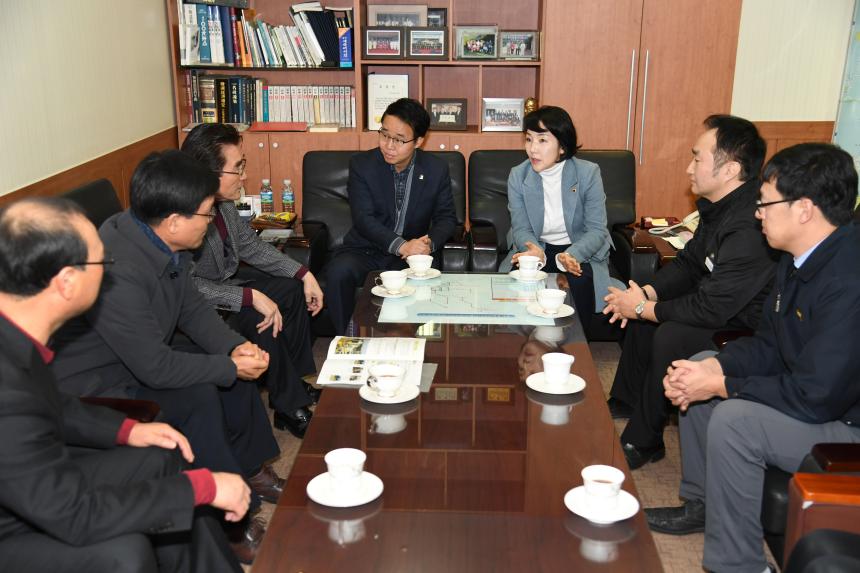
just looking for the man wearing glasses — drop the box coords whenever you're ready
[323,97,458,334]
[647,143,860,573]
[50,151,284,564]
[182,123,322,439]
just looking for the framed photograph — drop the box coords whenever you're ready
[363,27,404,59]
[367,4,427,27]
[499,30,539,60]
[455,26,498,59]
[427,7,447,27]
[427,98,467,130]
[482,97,525,132]
[408,28,447,60]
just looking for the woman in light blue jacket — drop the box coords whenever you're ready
[500,106,613,336]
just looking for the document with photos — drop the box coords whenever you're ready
[317,336,425,387]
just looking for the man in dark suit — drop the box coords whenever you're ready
[182,123,322,438]
[324,97,458,334]
[0,197,249,572]
[50,151,284,563]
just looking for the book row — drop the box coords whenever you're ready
[177,1,353,69]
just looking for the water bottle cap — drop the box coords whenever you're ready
[262,179,271,186]
[284,179,291,186]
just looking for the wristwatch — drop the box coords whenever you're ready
[634,299,647,319]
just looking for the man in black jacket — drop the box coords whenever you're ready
[603,115,777,469]
[647,143,860,573]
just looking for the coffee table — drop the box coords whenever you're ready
[253,273,662,572]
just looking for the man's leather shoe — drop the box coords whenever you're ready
[645,499,706,535]
[226,515,266,564]
[607,397,634,419]
[274,407,312,438]
[247,464,285,504]
[622,441,665,470]
[304,382,322,405]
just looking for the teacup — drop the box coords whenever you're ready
[325,448,367,497]
[369,413,408,434]
[581,464,625,511]
[517,255,545,278]
[540,404,572,425]
[536,288,567,314]
[329,519,366,546]
[406,254,433,276]
[580,539,619,563]
[542,352,574,385]
[375,270,408,294]
[367,363,405,397]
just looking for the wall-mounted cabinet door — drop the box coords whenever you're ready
[242,132,272,202]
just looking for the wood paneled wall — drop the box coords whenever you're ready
[757,121,835,161]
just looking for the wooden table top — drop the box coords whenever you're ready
[253,273,662,572]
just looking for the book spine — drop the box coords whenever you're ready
[215,77,229,123]
[208,6,224,64]
[227,77,239,123]
[191,70,201,123]
[338,27,352,68]
[196,5,211,63]
[200,77,217,123]
[261,84,269,122]
[219,6,235,66]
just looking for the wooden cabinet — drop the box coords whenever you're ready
[542,0,742,218]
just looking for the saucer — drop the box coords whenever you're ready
[526,371,586,395]
[306,471,384,508]
[406,268,441,280]
[509,269,548,282]
[526,302,574,318]
[564,486,640,525]
[371,285,416,299]
[359,383,420,404]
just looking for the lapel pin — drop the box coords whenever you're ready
[419,174,424,180]
[570,186,577,193]
[796,309,803,320]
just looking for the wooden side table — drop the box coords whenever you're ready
[632,226,679,267]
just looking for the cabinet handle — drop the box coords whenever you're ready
[272,142,279,149]
[626,49,637,151]
[639,50,650,165]
[439,144,446,149]
[453,144,460,150]
[258,142,264,149]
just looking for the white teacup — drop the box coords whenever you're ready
[369,413,408,434]
[375,270,407,294]
[517,255,545,278]
[328,519,366,546]
[540,404,572,425]
[325,448,367,497]
[367,363,405,397]
[542,352,574,385]
[536,288,567,314]
[581,464,625,511]
[406,254,433,276]
[580,539,619,563]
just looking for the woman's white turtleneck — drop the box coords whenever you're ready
[539,160,571,245]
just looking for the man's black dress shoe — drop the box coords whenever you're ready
[274,407,312,438]
[607,397,634,419]
[303,382,322,405]
[622,441,665,470]
[226,515,266,564]
[645,499,706,535]
[247,464,285,504]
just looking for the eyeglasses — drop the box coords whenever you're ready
[192,210,217,222]
[218,159,247,176]
[755,198,795,211]
[378,129,416,148]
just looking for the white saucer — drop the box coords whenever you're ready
[371,285,416,298]
[406,268,441,280]
[526,302,574,318]
[509,269,548,282]
[564,486,640,525]
[526,371,586,395]
[359,383,420,404]
[306,471,384,508]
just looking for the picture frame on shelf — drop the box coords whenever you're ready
[499,30,539,60]
[367,4,428,27]
[426,98,467,131]
[482,97,525,132]
[407,28,447,60]
[455,26,498,59]
[427,8,447,27]
[363,27,404,59]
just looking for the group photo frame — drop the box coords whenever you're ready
[455,26,498,59]
[481,97,525,132]
[499,30,539,60]
[363,27,404,59]
[426,98,467,131]
[407,28,447,60]
[367,4,428,27]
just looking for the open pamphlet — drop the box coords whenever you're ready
[648,211,700,250]
[317,336,425,387]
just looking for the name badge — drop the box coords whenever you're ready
[705,255,714,272]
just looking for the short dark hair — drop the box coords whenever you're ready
[523,106,580,161]
[703,114,766,181]
[381,98,430,139]
[181,123,242,172]
[762,143,858,226]
[0,197,89,296]
[130,150,219,225]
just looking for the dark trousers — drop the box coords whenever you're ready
[323,247,414,335]
[225,274,315,414]
[542,244,598,338]
[0,447,240,573]
[610,320,718,448]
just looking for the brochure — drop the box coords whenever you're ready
[317,336,425,386]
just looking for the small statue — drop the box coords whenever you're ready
[524,97,538,114]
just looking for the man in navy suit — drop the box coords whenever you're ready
[323,98,457,334]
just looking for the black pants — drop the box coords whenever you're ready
[542,243,597,338]
[225,274,315,414]
[0,447,240,573]
[609,320,718,448]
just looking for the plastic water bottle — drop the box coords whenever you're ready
[281,179,295,214]
[260,179,274,213]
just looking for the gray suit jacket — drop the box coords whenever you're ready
[192,201,303,313]
[500,157,616,312]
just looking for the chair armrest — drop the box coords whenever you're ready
[79,397,161,423]
[280,221,329,276]
[441,225,470,272]
[811,443,860,472]
[469,224,502,272]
